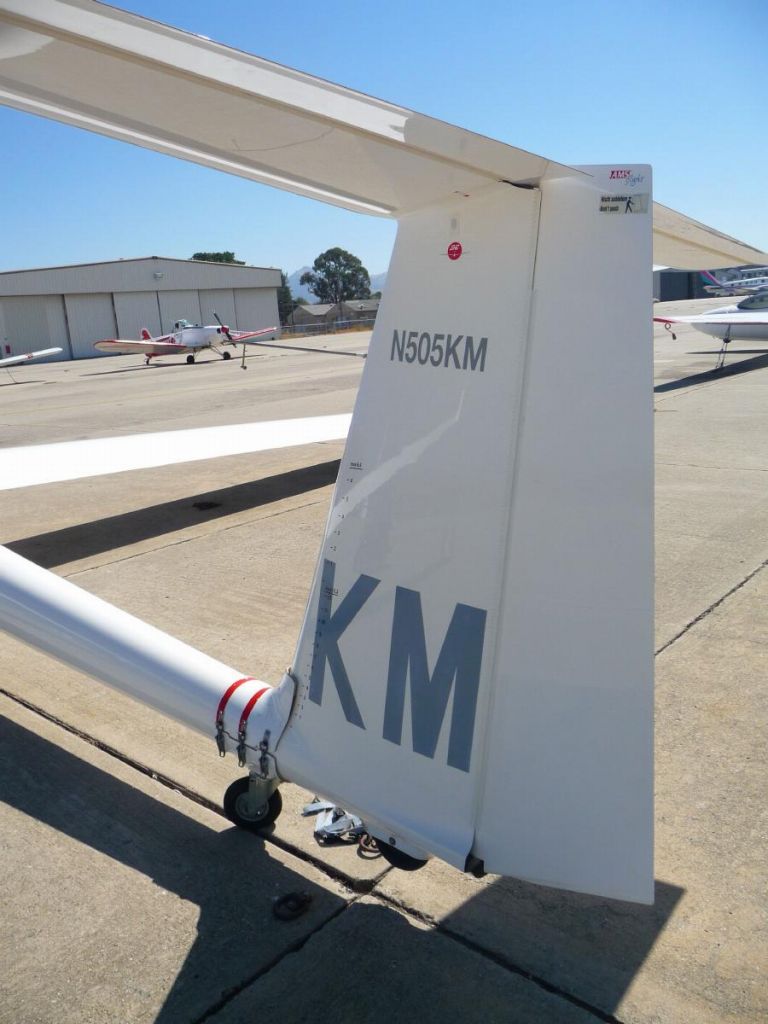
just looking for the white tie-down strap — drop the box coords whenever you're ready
[214,671,296,774]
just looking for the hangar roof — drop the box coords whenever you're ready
[0,256,282,296]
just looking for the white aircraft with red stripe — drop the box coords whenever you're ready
[0,346,62,369]
[94,316,277,364]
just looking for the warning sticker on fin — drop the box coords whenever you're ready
[600,193,649,214]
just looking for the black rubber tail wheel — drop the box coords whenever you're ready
[223,777,282,832]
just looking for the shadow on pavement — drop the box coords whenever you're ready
[439,873,682,1021]
[0,714,344,1024]
[0,713,683,1023]
[655,350,768,393]
[7,460,340,569]
[81,360,222,376]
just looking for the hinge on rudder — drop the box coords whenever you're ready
[258,730,272,778]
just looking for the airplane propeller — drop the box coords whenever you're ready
[213,310,234,342]
[213,310,248,369]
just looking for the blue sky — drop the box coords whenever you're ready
[1,0,765,278]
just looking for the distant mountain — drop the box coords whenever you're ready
[287,267,314,302]
[287,267,387,302]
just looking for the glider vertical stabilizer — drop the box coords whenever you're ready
[279,168,654,903]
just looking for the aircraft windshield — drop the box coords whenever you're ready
[737,292,768,310]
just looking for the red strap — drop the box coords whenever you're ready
[215,676,253,726]
[238,687,271,736]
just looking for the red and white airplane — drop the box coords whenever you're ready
[0,346,62,369]
[95,316,277,364]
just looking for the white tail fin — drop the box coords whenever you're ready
[277,169,654,903]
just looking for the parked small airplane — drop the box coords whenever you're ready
[94,315,277,364]
[654,291,768,368]
[0,347,62,369]
[701,269,768,295]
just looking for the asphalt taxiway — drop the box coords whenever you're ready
[0,315,765,1023]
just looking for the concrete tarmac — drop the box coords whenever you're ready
[0,318,765,1022]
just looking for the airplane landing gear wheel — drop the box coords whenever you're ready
[222,350,231,360]
[223,777,282,832]
[186,354,195,364]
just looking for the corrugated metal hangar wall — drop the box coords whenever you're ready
[0,257,281,361]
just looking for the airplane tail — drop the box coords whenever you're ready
[700,270,733,292]
[276,167,655,903]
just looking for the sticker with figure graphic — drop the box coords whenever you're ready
[599,193,649,214]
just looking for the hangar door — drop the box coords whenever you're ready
[199,289,235,329]
[65,294,117,359]
[0,295,69,360]
[114,291,162,339]
[158,291,202,332]
[234,289,279,331]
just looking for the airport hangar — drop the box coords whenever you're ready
[0,256,282,362]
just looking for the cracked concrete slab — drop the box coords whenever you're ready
[207,895,598,1024]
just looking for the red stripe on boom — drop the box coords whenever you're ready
[238,688,271,735]
[215,676,253,726]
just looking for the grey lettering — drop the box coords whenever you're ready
[418,332,431,365]
[405,330,418,363]
[463,335,488,372]
[444,333,462,368]
[389,329,488,373]
[309,559,380,728]
[391,329,405,361]
[383,587,487,772]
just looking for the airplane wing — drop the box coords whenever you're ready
[226,326,278,343]
[0,413,351,490]
[654,313,768,327]
[94,339,185,356]
[0,347,62,367]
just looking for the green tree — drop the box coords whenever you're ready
[277,272,296,325]
[300,247,371,305]
[191,251,245,264]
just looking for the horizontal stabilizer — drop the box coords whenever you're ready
[0,413,351,489]
[0,0,584,218]
[0,3,763,268]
